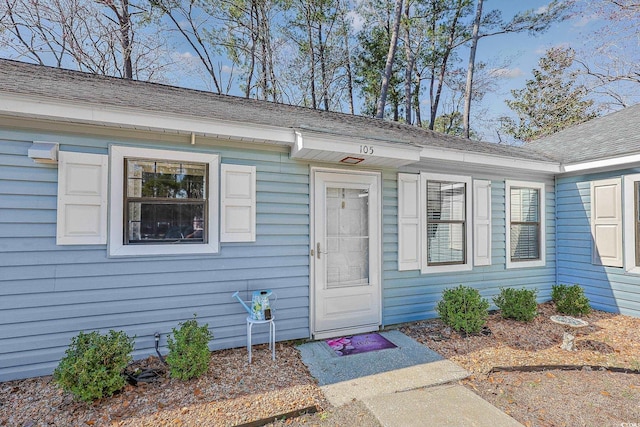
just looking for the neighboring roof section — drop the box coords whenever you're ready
[526,104,640,165]
[0,59,554,165]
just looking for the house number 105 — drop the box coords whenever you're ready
[359,145,375,155]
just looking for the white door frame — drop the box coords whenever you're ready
[309,166,382,339]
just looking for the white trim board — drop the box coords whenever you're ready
[1,93,296,146]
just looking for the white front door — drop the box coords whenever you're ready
[312,169,381,339]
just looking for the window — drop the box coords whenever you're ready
[426,180,466,265]
[125,159,207,244]
[109,146,220,256]
[398,172,478,273]
[506,180,545,268]
[420,173,472,273]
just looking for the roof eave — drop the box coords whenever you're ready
[419,146,561,174]
[0,92,296,146]
[562,153,640,174]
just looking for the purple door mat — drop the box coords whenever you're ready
[326,333,397,356]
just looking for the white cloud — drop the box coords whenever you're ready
[347,10,365,33]
[490,67,524,79]
[573,13,599,28]
[534,42,570,55]
[535,5,549,14]
[176,51,194,60]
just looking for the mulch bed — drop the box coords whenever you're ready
[1,302,639,427]
[400,302,640,427]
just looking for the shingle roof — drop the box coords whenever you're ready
[526,104,640,164]
[0,59,554,162]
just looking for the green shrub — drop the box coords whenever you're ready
[493,287,538,322]
[166,315,213,380]
[436,285,490,334]
[552,284,591,316]
[53,330,134,402]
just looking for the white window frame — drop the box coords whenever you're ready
[108,146,220,257]
[505,180,546,269]
[420,172,472,274]
[623,174,640,273]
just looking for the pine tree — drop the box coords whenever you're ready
[502,47,597,142]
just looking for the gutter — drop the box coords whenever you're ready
[0,93,296,146]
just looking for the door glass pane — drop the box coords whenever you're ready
[325,187,369,288]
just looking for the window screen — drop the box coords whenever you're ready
[510,187,540,261]
[426,181,466,265]
[125,159,207,244]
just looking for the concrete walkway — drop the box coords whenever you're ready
[298,330,523,427]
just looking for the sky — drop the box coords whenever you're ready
[459,0,589,142]
[466,0,638,142]
[162,0,599,137]
[1,0,636,144]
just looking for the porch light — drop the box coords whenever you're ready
[340,156,365,165]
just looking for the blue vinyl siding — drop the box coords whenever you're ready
[0,130,310,381]
[382,172,556,326]
[556,170,640,317]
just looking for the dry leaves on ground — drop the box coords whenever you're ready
[0,343,326,427]
[2,302,640,427]
[401,302,640,427]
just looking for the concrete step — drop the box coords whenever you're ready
[362,383,523,427]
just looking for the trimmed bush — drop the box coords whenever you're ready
[493,287,538,322]
[552,284,591,316]
[166,315,213,380]
[436,285,489,334]
[53,330,134,402]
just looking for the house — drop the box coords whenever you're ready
[526,106,640,316]
[0,59,638,382]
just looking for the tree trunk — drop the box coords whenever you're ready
[119,0,133,79]
[245,1,259,98]
[414,72,422,126]
[306,3,317,109]
[403,1,414,124]
[375,0,403,119]
[344,29,355,114]
[430,0,464,129]
[338,0,355,114]
[463,0,483,138]
[318,22,330,111]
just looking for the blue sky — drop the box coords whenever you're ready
[469,0,637,142]
[1,0,635,143]
[467,0,591,141]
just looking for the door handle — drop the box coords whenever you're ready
[317,242,321,259]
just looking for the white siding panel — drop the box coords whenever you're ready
[56,151,108,245]
[221,163,256,242]
[591,178,623,267]
[397,173,420,270]
[473,180,492,266]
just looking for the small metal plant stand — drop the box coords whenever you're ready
[550,315,589,351]
[246,316,276,363]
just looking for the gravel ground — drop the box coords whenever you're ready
[2,302,639,427]
[0,343,327,427]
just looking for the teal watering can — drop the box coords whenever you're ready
[232,290,274,320]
